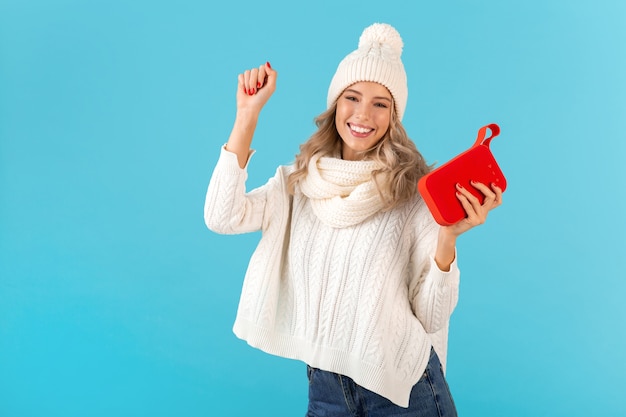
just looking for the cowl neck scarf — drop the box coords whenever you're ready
[299,153,386,228]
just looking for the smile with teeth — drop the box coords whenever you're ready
[349,123,374,135]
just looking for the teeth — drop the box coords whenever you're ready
[350,124,373,134]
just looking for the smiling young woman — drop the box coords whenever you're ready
[204,22,502,417]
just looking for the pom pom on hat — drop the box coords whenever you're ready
[358,23,404,58]
[327,23,408,120]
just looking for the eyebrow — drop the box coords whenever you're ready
[344,88,392,102]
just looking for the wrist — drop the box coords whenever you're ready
[435,227,457,272]
[438,227,458,247]
[235,107,260,123]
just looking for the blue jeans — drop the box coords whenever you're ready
[305,348,457,417]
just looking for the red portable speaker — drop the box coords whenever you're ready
[417,123,507,226]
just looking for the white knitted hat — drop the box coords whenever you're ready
[327,23,408,121]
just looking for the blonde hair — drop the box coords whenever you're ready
[287,104,432,211]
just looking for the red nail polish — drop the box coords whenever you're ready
[257,82,261,88]
[266,61,271,69]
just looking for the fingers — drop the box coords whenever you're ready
[239,62,275,96]
[492,182,503,206]
[455,181,504,226]
[455,184,485,225]
[466,180,503,208]
[445,181,503,236]
[469,181,498,207]
[241,68,259,95]
[263,61,277,90]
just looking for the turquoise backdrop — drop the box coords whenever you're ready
[1,0,625,416]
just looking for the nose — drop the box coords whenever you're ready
[354,103,370,120]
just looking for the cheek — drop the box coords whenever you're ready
[334,112,344,133]
[335,103,351,121]
[375,112,391,132]
[335,107,355,132]
[335,107,344,121]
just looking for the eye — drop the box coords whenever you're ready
[344,95,358,102]
[374,102,389,108]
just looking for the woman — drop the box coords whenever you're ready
[205,23,502,417]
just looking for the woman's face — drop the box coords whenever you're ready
[335,81,392,161]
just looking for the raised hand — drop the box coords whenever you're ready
[444,180,503,236]
[236,62,277,115]
[226,62,277,168]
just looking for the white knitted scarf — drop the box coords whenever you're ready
[299,153,385,228]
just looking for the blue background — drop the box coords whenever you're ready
[1,0,625,416]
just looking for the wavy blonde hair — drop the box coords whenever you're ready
[287,103,432,211]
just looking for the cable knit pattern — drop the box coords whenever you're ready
[299,153,385,228]
[204,146,461,408]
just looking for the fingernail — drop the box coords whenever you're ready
[257,82,261,88]
[266,61,272,69]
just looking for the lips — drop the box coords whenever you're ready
[349,123,374,136]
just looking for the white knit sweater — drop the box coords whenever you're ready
[204,147,460,407]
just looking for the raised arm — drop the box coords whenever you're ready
[227,62,277,168]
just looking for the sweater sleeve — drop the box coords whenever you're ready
[408,209,461,334]
[204,146,282,235]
